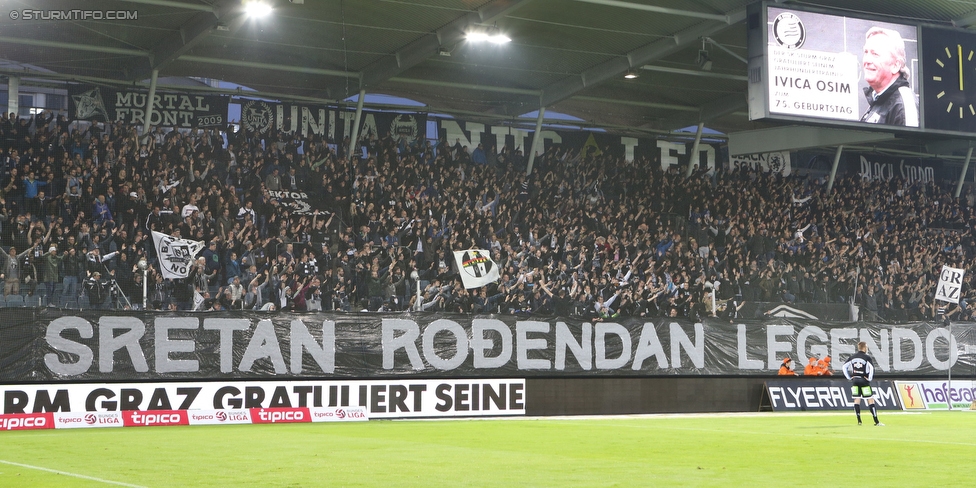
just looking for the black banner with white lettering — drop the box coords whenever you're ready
[846,152,950,185]
[357,112,426,146]
[239,99,333,137]
[238,99,427,143]
[434,120,722,170]
[68,84,228,129]
[1,309,975,383]
[266,190,324,216]
[763,379,902,411]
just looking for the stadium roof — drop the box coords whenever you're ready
[2,0,976,144]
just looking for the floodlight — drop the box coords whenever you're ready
[489,33,511,44]
[467,25,511,44]
[244,1,273,18]
[467,31,491,42]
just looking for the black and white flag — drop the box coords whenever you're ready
[453,250,500,289]
[936,265,966,304]
[152,231,205,279]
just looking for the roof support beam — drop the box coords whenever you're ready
[0,36,147,57]
[116,0,215,12]
[360,0,532,87]
[633,92,744,135]
[728,126,895,155]
[526,107,546,174]
[639,65,747,81]
[142,69,159,140]
[348,89,367,160]
[698,92,747,122]
[0,68,343,106]
[179,55,360,78]
[702,37,747,64]
[826,145,843,194]
[7,76,19,116]
[537,7,746,110]
[144,0,243,75]
[389,76,539,96]
[570,0,732,23]
[571,95,699,112]
[955,147,973,198]
[954,10,976,29]
[686,122,704,176]
[925,139,976,155]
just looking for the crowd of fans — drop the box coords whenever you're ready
[0,108,974,322]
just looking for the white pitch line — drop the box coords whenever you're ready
[0,459,147,488]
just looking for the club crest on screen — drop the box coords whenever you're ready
[773,12,806,49]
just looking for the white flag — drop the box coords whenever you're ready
[453,249,500,289]
[152,231,205,279]
[935,265,966,304]
[192,289,206,311]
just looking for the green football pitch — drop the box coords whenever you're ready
[0,412,972,487]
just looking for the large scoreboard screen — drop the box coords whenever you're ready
[749,4,921,130]
[749,2,976,137]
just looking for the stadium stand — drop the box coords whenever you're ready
[0,112,973,321]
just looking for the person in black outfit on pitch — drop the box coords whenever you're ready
[842,341,883,426]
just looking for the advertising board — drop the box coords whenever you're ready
[0,379,525,421]
[763,378,902,411]
[894,380,976,410]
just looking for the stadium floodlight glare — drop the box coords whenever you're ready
[467,31,492,42]
[624,69,639,79]
[489,33,512,44]
[467,26,511,44]
[244,1,273,18]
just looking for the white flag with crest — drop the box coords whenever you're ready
[152,231,205,279]
[453,249,500,289]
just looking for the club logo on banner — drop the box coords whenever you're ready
[72,88,109,120]
[454,250,499,289]
[152,231,205,279]
[241,100,274,133]
[729,152,792,176]
[936,265,965,304]
[772,11,806,49]
[389,114,421,143]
